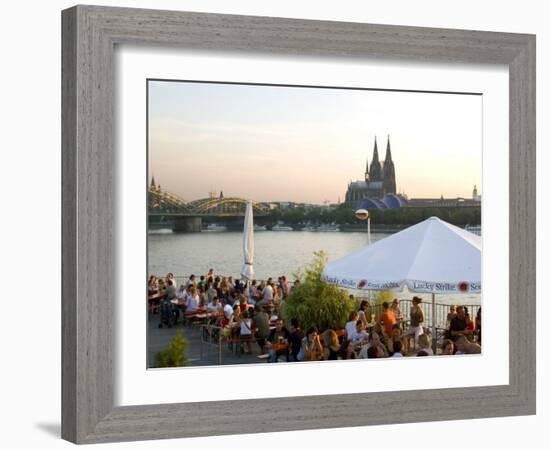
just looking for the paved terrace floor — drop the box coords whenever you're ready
[147,312,453,367]
[148,313,267,367]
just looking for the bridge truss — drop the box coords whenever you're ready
[148,187,270,216]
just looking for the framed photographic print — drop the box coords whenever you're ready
[62,5,535,444]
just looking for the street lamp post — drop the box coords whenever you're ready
[355,208,371,245]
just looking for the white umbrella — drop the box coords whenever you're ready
[322,216,481,351]
[240,200,254,281]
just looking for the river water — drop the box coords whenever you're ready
[148,230,480,306]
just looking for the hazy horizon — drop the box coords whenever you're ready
[148,80,482,204]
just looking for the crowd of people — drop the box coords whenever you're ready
[148,270,482,363]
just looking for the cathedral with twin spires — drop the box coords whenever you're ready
[344,135,406,209]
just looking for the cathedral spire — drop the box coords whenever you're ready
[385,134,392,161]
[373,136,379,160]
[382,134,396,194]
[369,136,382,181]
[150,175,156,189]
[364,156,369,181]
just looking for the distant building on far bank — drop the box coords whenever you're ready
[405,185,481,208]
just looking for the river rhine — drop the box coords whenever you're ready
[148,230,480,306]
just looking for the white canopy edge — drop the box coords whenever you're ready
[320,275,481,294]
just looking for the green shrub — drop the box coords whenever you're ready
[284,251,356,331]
[154,330,189,368]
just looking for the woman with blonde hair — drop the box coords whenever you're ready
[417,333,433,356]
[238,293,249,312]
[322,329,341,360]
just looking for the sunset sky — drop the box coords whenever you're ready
[148,80,482,204]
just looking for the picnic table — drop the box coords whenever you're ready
[270,342,289,352]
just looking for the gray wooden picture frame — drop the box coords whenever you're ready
[61,5,536,444]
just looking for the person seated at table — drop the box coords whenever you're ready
[246,287,256,305]
[206,282,217,304]
[389,324,409,355]
[344,311,359,340]
[417,333,434,356]
[265,318,290,363]
[227,305,242,337]
[380,301,397,339]
[214,276,222,298]
[227,275,236,290]
[207,296,222,313]
[157,278,166,293]
[176,284,186,300]
[165,272,177,288]
[446,305,457,328]
[390,340,404,357]
[441,338,455,355]
[236,294,249,312]
[252,304,270,354]
[148,275,159,294]
[322,329,342,360]
[449,306,474,341]
[297,327,323,362]
[391,298,403,321]
[287,318,304,362]
[198,285,209,307]
[260,280,274,304]
[185,287,200,313]
[349,321,369,348]
[238,310,254,353]
[165,279,177,300]
[454,335,481,355]
[187,274,197,289]
[248,279,257,298]
[220,303,233,328]
[229,304,241,323]
[252,288,263,304]
[197,275,206,290]
[358,331,388,359]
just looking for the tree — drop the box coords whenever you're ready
[284,251,356,331]
[154,330,189,368]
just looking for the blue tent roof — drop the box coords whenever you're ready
[358,194,408,209]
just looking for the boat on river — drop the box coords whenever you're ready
[272,224,293,231]
[317,223,340,232]
[202,223,227,232]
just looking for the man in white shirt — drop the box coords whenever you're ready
[348,321,369,347]
[207,296,222,312]
[261,282,274,302]
[223,303,233,320]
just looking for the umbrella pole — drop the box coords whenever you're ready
[431,293,437,354]
[367,217,371,245]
